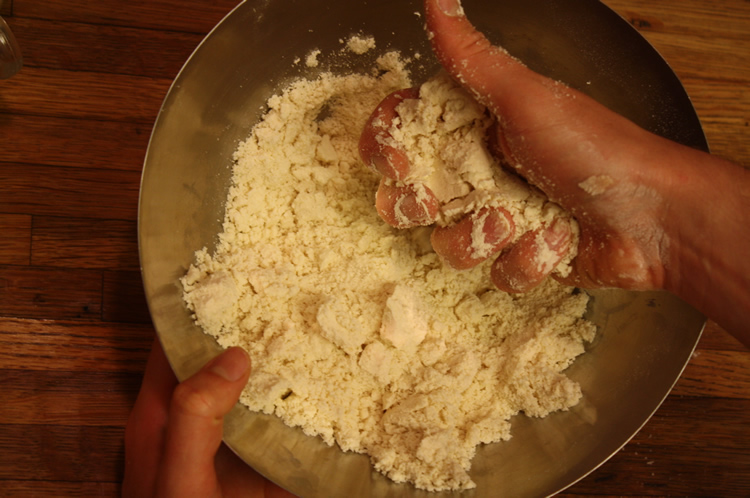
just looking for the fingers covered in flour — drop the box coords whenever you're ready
[375,179,440,229]
[361,88,440,228]
[360,87,420,181]
[491,217,574,293]
[431,206,515,269]
[423,0,548,118]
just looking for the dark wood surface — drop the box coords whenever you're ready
[1,0,748,496]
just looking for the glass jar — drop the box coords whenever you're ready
[0,15,22,79]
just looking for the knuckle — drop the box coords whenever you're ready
[171,381,215,418]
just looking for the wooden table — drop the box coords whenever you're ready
[0,0,748,496]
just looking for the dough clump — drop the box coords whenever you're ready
[345,34,376,54]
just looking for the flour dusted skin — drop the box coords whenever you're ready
[387,72,579,274]
[182,52,596,492]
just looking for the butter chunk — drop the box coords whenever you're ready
[359,340,394,383]
[317,296,368,356]
[380,284,429,352]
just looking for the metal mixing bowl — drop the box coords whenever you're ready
[138,0,706,496]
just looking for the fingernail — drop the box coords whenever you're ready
[480,208,514,245]
[209,347,250,381]
[437,0,465,17]
[396,184,439,227]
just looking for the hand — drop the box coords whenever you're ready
[360,0,692,293]
[123,339,296,498]
[359,84,576,293]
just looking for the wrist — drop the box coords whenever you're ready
[656,144,750,341]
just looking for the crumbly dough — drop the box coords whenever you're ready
[182,50,596,492]
[345,34,376,54]
[305,49,321,68]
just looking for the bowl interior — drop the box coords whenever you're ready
[139,0,706,496]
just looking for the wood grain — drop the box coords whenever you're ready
[0,424,125,481]
[605,0,750,40]
[13,0,240,33]
[672,349,750,398]
[0,214,31,265]
[0,481,120,498]
[0,370,140,425]
[0,67,170,122]
[681,78,750,164]
[0,318,152,372]
[101,271,152,324]
[0,266,102,320]
[5,17,201,78]
[0,0,748,496]
[0,163,140,220]
[563,397,750,496]
[2,114,151,171]
[698,320,748,351]
[31,217,140,270]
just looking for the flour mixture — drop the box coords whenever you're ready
[182,48,596,491]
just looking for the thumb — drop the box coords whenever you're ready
[423,0,587,191]
[423,0,654,198]
[156,347,251,498]
[423,0,553,120]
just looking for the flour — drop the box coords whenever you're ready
[182,49,596,492]
[579,174,616,196]
[345,34,376,54]
[305,49,321,67]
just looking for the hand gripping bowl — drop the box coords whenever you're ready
[138,0,706,496]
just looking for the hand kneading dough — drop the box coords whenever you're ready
[385,71,578,272]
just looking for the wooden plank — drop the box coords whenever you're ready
[605,0,750,41]
[0,66,170,123]
[643,34,750,83]
[565,396,750,496]
[0,369,141,425]
[13,0,239,34]
[671,349,750,399]
[31,217,140,270]
[0,317,153,372]
[0,0,11,17]
[0,163,140,221]
[0,424,125,482]
[696,320,747,351]
[0,214,31,265]
[0,266,102,320]
[701,119,750,169]
[0,481,120,498]
[1,113,151,171]
[102,271,152,324]
[683,78,750,166]
[5,17,201,78]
